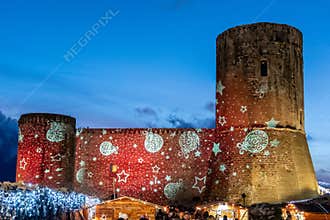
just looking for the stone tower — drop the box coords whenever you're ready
[211,22,319,204]
[16,113,76,189]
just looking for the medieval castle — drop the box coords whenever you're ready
[16,22,319,206]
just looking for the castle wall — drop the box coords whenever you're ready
[16,113,76,189]
[15,22,319,207]
[74,128,214,205]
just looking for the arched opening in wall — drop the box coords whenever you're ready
[261,60,268,76]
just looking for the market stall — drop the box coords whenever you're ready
[283,201,330,220]
[196,202,248,220]
[92,196,164,220]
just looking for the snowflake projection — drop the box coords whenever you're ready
[76,168,86,184]
[240,106,247,113]
[99,141,118,156]
[264,150,270,156]
[144,132,164,153]
[18,128,24,142]
[164,179,183,200]
[46,121,72,142]
[179,131,200,158]
[237,130,269,154]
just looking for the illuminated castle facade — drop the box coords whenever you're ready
[16,23,319,206]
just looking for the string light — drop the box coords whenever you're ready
[0,182,99,219]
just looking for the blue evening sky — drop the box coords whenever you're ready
[0,0,329,171]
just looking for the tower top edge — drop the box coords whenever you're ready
[217,22,302,41]
[19,113,76,124]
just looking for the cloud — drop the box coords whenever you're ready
[167,114,215,128]
[316,169,330,183]
[167,114,195,128]
[134,103,216,128]
[135,106,158,118]
[204,101,215,113]
[0,111,18,182]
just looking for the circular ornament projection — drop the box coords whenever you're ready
[179,131,200,157]
[46,121,70,142]
[144,132,164,153]
[99,141,118,156]
[237,130,269,154]
[76,168,86,184]
[164,180,183,200]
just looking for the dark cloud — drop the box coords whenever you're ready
[316,169,330,183]
[0,111,18,182]
[135,106,158,118]
[205,101,215,113]
[167,114,195,128]
[134,104,215,128]
[167,114,215,128]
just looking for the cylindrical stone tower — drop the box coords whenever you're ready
[209,23,319,205]
[16,113,76,189]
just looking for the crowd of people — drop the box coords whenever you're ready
[117,208,234,220]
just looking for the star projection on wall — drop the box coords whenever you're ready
[72,128,214,204]
[192,176,206,193]
[16,23,319,207]
[212,143,221,156]
[19,158,27,170]
[216,80,225,95]
[117,170,130,183]
[265,118,280,128]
